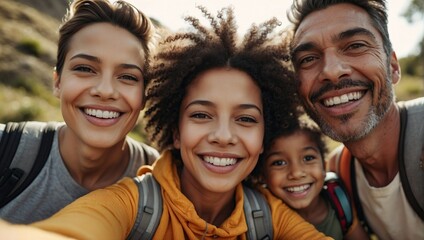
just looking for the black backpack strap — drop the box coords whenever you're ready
[0,122,27,203]
[0,122,56,208]
[243,185,273,240]
[127,173,162,240]
[349,157,375,236]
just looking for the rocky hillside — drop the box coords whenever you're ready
[14,0,68,20]
[0,0,67,122]
[0,0,64,89]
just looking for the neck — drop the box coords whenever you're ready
[180,168,235,226]
[345,104,400,187]
[297,195,328,225]
[58,126,130,190]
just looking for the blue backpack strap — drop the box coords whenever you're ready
[127,173,162,240]
[243,185,273,240]
[322,172,353,235]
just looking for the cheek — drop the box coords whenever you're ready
[124,87,144,109]
[177,122,204,150]
[311,167,326,184]
[59,78,88,100]
[243,128,265,156]
[297,78,314,104]
[266,170,285,187]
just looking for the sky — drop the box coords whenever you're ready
[125,0,423,58]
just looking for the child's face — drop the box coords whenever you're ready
[263,131,325,210]
[174,68,264,194]
[54,23,145,148]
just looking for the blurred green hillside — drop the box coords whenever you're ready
[0,0,65,122]
[0,0,423,147]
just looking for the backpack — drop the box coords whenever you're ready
[334,99,424,234]
[322,171,353,235]
[0,121,56,208]
[127,173,273,240]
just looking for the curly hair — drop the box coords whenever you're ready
[143,6,300,157]
[248,117,328,186]
[268,117,328,160]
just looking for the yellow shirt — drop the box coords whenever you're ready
[33,151,331,240]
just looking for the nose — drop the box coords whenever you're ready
[287,161,306,180]
[208,120,237,146]
[319,50,351,83]
[90,74,119,100]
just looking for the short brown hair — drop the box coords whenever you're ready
[56,0,156,86]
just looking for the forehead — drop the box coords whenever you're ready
[67,22,145,63]
[185,68,261,101]
[274,131,316,147]
[293,3,379,48]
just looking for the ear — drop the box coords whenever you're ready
[389,51,401,85]
[52,70,61,98]
[173,129,181,149]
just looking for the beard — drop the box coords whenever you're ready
[304,72,394,143]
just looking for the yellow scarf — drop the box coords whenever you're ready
[138,150,248,239]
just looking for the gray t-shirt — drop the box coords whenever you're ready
[0,122,159,223]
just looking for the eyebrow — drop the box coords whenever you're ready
[184,100,263,114]
[265,151,281,159]
[338,27,376,42]
[303,146,320,153]
[291,27,377,59]
[291,42,315,60]
[120,63,144,74]
[70,53,99,62]
[70,53,143,74]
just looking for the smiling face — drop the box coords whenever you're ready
[174,68,264,194]
[291,3,400,142]
[54,22,145,148]
[263,131,325,210]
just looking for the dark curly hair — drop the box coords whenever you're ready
[248,117,328,186]
[143,6,301,160]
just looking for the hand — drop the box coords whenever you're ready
[0,219,75,240]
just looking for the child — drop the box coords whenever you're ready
[0,0,158,223]
[254,118,369,240]
[0,5,331,240]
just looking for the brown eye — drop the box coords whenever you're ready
[120,74,138,82]
[238,116,257,123]
[190,112,210,119]
[73,65,94,73]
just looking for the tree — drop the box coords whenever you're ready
[403,0,424,22]
[403,0,424,77]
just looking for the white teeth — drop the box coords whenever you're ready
[203,156,237,166]
[323,91,363,107]
[84,108,120,119]
[286,184,310,193]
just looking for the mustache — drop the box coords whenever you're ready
[310,78,373,103]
